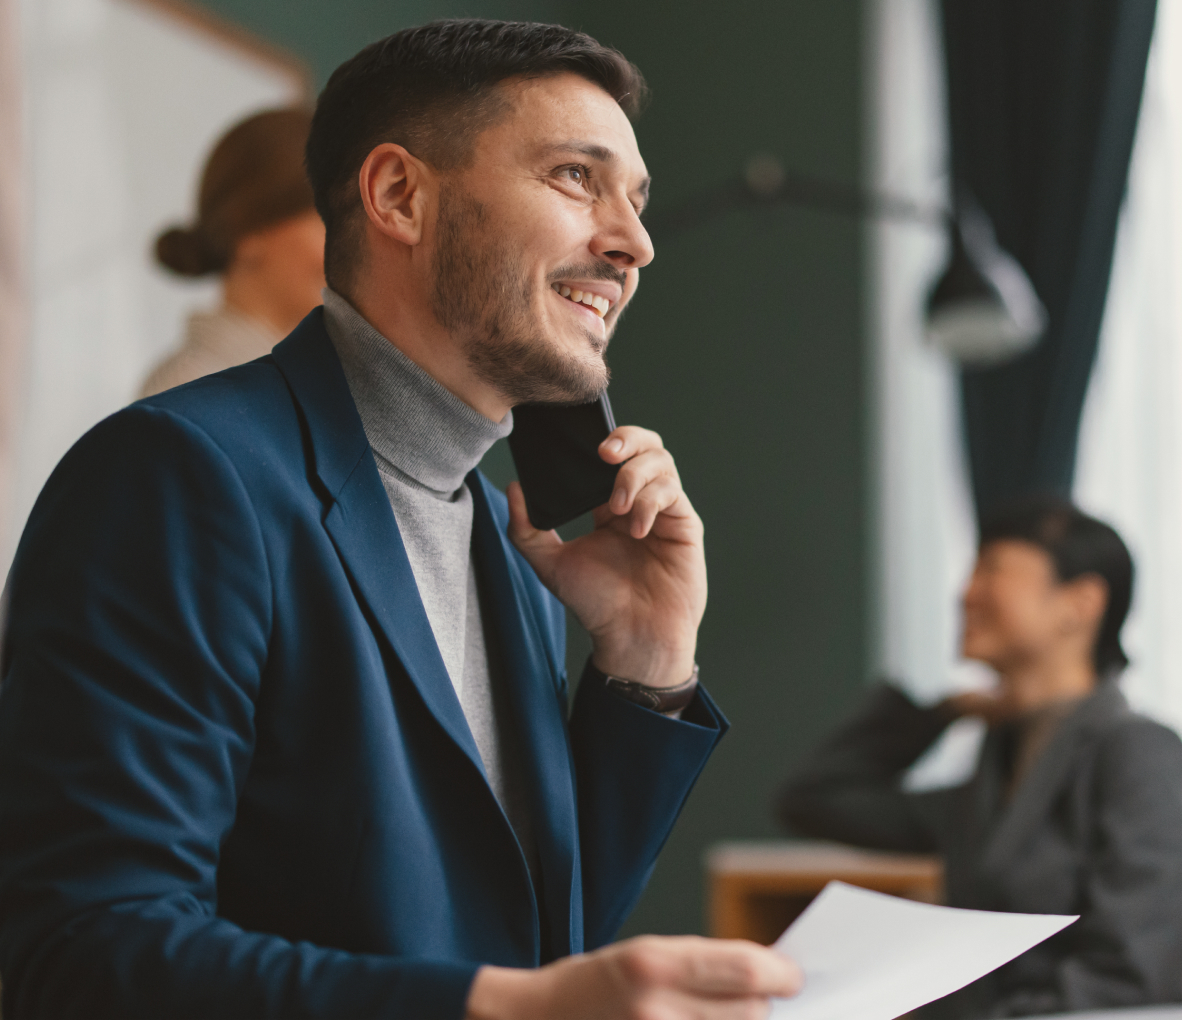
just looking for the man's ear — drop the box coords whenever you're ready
[358,143,432,246]
[1066,573,1109,635]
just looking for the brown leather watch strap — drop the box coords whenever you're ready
[595,662,700,713]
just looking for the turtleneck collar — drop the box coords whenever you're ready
[321,288,513,495]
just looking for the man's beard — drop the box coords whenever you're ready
[430,186,616,406]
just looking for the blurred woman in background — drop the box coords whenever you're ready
[778,496,1182,1017]
[140,107,324,397]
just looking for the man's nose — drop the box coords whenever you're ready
[594,199,655,270]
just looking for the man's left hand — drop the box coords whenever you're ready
[507,425,706,689]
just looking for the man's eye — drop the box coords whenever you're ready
[563,165,590,186]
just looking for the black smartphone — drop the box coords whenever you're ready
[508,392,620,531]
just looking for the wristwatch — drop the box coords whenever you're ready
[592,661,700,714]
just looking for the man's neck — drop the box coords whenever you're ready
[321,288,512,494]
[343,281,511,424]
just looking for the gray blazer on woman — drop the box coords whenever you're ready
[777,683,1182,1017]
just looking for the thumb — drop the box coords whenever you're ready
[507,481,563,584]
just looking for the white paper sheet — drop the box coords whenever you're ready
[769,882,1075,1020]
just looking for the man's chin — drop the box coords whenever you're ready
[465,330,608,406]
[540,333,609,403]
[518,357,609,406]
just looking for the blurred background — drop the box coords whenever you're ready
[2,0,1179,940]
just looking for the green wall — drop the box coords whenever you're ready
[193,0,869,939]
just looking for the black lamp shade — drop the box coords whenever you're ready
[925,201,1047,366]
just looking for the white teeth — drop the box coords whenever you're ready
[553,283,610,318]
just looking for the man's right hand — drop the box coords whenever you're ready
[465,934,803,1020]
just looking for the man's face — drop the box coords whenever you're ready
[428,72,653,406]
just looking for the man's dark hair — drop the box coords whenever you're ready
[306,19,648,289]
[979,494,1134,675]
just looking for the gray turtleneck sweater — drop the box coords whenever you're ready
[322,289,539,885]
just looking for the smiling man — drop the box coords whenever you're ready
[0,20,800,1020]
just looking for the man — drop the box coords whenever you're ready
[0,20,799,1020]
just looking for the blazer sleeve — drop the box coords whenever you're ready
[775,684,952,852]
[998,718,1182,1015]
[0,406,476,1020]
[568,661,727,949]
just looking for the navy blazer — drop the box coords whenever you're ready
[0,311,727,1019]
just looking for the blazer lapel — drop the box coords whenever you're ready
[469,473,580,961]
[981,683,1129,873]
[270,310,484,775]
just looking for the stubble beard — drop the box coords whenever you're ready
[430,185,612,407]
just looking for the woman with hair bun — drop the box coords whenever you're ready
[140,107,324,397]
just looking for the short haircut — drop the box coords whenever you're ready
[306,19,648,289]
[979,494,1134,675]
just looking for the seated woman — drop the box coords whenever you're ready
[777,496,1182,1017]
[140,108,324,397]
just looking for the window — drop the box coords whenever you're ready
[869,0,1182,786]
[1075,0,1182,732]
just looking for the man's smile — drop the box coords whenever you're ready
[550,281,618,319]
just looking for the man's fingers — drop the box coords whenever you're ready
[606,448,694,540]
[618,937,802,1002]
[598,425,665,466]
[608,448,680,516]
[674,939,803,1000]
[659,993,782,1020]
[628,476,683,538]
[595,426,700,539]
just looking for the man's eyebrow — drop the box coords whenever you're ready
[541,141,652,206]
[541,140,619,163]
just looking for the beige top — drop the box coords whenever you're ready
[138,307,279,398]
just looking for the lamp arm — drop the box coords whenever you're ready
[643,160,947,242]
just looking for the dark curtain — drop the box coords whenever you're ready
[942,0,1157,519]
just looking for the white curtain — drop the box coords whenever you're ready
[1075,0,1182,734]
[0,0,24,557]
[868,0,980,703]
[871,0,1182,777]
[868,0,1007,788]
[8,0,304,574]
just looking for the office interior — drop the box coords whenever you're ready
[3,0,1180,959]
